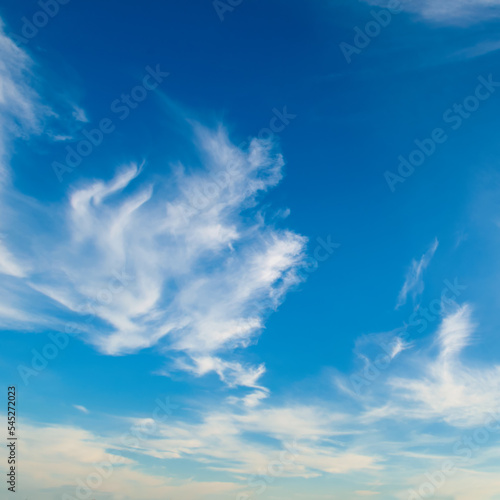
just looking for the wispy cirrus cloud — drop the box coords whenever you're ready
[0,24,307,391]
[364,0,500,24]
[73,404,90,414]
[6,134,306,389]
[124,403,379,476]
[356,305,500,429]
[451,39,500,60]
[0,20,44,181]
[388,305,500,427]
[396,238,438,309]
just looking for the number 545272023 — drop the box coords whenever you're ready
[7,387,16,437]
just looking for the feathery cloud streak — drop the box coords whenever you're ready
[396,238,438,309]
[364,0,500,23]
[0,26,306,389]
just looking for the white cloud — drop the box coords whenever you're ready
[0,26,307,390]
[73,404,90,414]
[226,388,269,408]
[0,238,27,277]
[355,329,412,361]
[71,104,88,123]
[432,470,500,500]
[122,403,379,478]
[396,238,438,309]
[12,134,305,389]
[361,305,500,428]
[0,402,382,499]
[451,39,500,60]
[365,0,500,24]
[0,420,239,500]
[390,306,500,426]
[388,336,409,359]
[0,21,43,185]
[396,469,500,500]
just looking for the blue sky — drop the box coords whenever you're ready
[1,0,500,499]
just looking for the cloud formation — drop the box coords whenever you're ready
[365,0,500,23]
[388,305,500,427]
[8,420,240,500]
[0,26,307,390]
[123,403,379,477]
[396,238,438,309]
[8,399,379,500]
[350,304,500,433]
